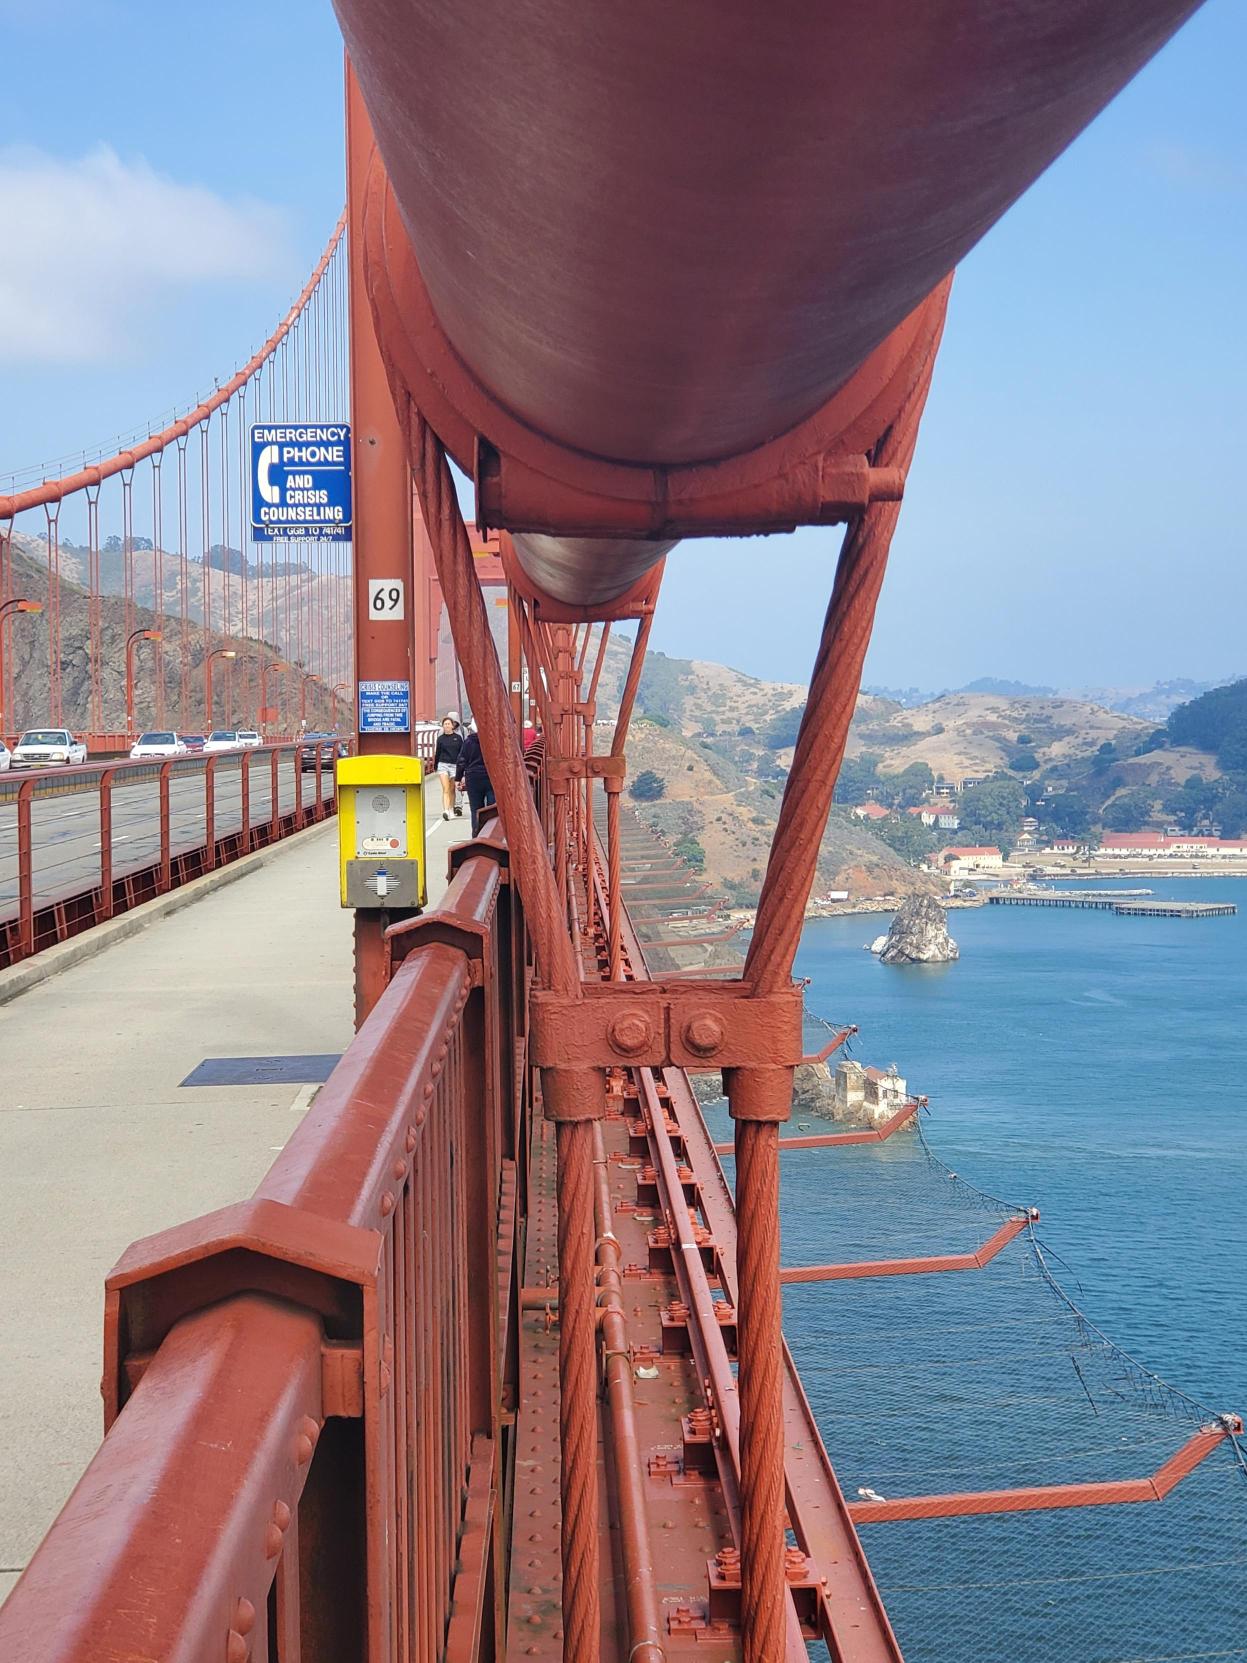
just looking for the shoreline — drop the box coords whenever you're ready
[718,863,1247,930]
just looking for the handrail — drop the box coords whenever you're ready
[0,829,525,1663]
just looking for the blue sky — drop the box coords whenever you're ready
[2,1,1243,693]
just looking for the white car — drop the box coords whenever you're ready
[236,730,263,748]
[202,730,241,754]
[129,731,188,760]
[12,729,89,767]
[0,738,10,772]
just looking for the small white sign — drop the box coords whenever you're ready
[368,578,405,620]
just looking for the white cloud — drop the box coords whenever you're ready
[0,145,292,363]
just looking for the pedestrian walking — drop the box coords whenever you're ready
[455,719,496,833]
[433,713,464,820]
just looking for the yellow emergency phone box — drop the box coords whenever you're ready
[336,755,427,909]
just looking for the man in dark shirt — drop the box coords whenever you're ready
[454,720,496,834]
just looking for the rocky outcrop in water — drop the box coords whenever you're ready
[690,1062,838,1119]
[879,894,959,965]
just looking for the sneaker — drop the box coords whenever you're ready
[453,805,464,817]
[443,811,450,820]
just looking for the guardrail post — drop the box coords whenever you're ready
[159,761,173,892]
[270,747,281,841]
[314,745,324,822]
[17,777,34,960]
[204,756,216,872]
[241,750,251,851]
[99,767,115,920]
[294,748,304,829]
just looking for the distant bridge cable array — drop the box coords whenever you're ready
[0,217,353,743]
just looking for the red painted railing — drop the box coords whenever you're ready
[0,820,525,1662]
[0,743,338,969]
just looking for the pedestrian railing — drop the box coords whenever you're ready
[0,819,526,1663]
[0,743,338,969]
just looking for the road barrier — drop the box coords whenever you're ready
[0,743,338,968]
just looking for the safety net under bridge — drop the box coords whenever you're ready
[703,1100,1247,1663]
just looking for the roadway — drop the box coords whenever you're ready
[0,754,335,917]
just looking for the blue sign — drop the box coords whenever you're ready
[251,422,352,540]
[358,679,411,735]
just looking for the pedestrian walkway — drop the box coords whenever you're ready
[0,793,462,1602]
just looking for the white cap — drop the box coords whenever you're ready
[444,710,460,723]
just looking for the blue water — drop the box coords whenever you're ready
[790,877,1246,1413]
[703,879,1247,1660]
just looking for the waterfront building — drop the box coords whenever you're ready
[832,1060,909,1128]
[936,844,1004,873]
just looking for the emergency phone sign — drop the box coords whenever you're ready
[251,423,352,540]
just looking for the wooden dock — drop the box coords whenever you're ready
[988,891,1236,919]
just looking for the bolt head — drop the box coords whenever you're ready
[607,1011,652,1057]
[683,1012,725,1057]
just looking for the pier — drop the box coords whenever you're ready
[988,891,1236,918]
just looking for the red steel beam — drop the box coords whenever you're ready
[0,1296,324,1663]
[714,1101,919,1156]
[601,858,903,1663]
[346,58,418,1025]
[780,1215,1031,1284]
[847,1424,1237,1523]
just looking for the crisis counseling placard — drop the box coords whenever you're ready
[251,423,352,540]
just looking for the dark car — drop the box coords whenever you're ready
[299,733,346,771]
[181,734,206,752]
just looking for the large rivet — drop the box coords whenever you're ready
[294,1415,320,1466]
[234,1598,256,1635]
[392,1159,407,1181]
[380,1191,395,1216]
[682,1012,725,1057]
[608,1012,652,1057]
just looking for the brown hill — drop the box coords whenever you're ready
[11,529,347,687]
[590,639,938,906]
[3,542,342,738]
[845,691,1153,784]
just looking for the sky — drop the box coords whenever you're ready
[1,1,1244,694]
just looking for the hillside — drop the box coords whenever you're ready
[3,542,342,736]
[846,692,1153,784]
[10,528,346,685]
[592,636,1247,881]
[593,642,940,905]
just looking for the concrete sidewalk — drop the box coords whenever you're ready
[0,794,464,1601]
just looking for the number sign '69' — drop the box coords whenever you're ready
[368,578,405,620]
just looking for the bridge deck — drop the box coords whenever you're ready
[0,797,458,1604]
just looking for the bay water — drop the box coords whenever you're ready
[790,875,1245,1411]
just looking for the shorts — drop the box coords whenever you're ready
[436,762,457,777]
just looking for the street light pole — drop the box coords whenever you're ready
[0,599,44,734]
[204,648,237,730]
[124,628,163,739]
[330,681,351,730]
[255,657,290,738]
[300,672,321,727]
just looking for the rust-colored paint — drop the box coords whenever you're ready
[780,1215,1032,1284]
[346,58,418,1027]
[848,1424,1238,1523]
